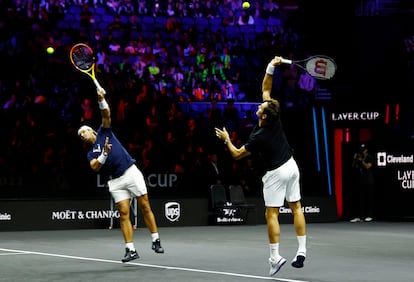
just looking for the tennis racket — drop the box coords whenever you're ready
[280,55,336,80]
[69,43,106,94]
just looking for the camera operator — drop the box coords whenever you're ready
[350,144,375,222]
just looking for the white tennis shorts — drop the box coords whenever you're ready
[107,165,148,203]
[262,157,301,207]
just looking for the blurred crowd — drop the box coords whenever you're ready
[0,0,316,198]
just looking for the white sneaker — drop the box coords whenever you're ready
[269,257,287,276]
[364,217,373,222]
[350,218,361,223]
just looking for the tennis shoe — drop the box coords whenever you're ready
[350,217,361,223]
[121,248,139,263]
[269,257,286,276]
[291,252,306,268]
[152,239,164,253]
[364,217,373,222]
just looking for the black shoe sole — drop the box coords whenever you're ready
[291,255,305,268]
[153,248,164,253]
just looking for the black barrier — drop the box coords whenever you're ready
[0,197,337,231]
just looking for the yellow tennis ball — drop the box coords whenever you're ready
[242,1,250,9]
[46,46,54,54]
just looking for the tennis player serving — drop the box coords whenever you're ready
[77,87,164,262]
[215,56,307,276]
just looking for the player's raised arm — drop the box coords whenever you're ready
[262,56,282,101]
[97,87,111,128]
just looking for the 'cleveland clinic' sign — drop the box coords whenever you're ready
[377,151,414,190]
[375,147,414,218]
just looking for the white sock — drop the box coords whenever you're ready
[297,235,307,256]
[269,243,281,260]
[126,242,135,251]
[151,232,159,242]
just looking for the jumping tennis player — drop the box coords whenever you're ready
[215,56,307,276]
[78,87,164,262]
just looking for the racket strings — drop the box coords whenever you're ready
[71,46,94,70]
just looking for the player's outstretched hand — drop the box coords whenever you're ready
[104,136,112,154]
[215,127,229,143]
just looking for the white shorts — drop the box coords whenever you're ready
[262,157,301,207]
[107,165,148,203]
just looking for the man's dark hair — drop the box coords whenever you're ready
[263,99,280,123]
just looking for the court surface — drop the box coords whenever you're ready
[0,221,413,282]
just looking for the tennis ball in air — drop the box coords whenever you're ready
[242,1,250,9]
[46,46,54,54]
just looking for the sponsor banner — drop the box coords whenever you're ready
[0,199,113,231]
[376,150,414,190]
[97,173,180,190]
[373,146,414,218]
[329,105,383,126]
[0,198,210,231]
[331,111,381,122]
[377,149,414,216]
[214,206,249,225]
[278,197,337,223]
[0,197,337,231]
[342,143,414,220]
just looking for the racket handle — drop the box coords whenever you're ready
[280,58,292,64]
[93,79,106,95]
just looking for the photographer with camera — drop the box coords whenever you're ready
[350,144,375,222]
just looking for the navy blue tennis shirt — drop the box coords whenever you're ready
[86,126,136,180]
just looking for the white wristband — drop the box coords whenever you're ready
[266,63,275,75]
[97,151,108,164]
[98,100,109,110]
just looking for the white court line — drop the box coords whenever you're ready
[0,248,309,282]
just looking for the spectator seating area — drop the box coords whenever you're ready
[0,0,317,199]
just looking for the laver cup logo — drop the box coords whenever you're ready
[165,202,180,222]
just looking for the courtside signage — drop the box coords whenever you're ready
[51,209,120,220]
[97,173,178,189]
[279,205,321,214]
[215,206,246,224]
[165,202,180,222]
[377,151,414,190]
[0,212,12,221]
[377,152,413,167]
[331,111,380,122]
[0,197,337,231]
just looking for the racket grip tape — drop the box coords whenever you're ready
[280,58,292,64]
[93,79,106,95]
